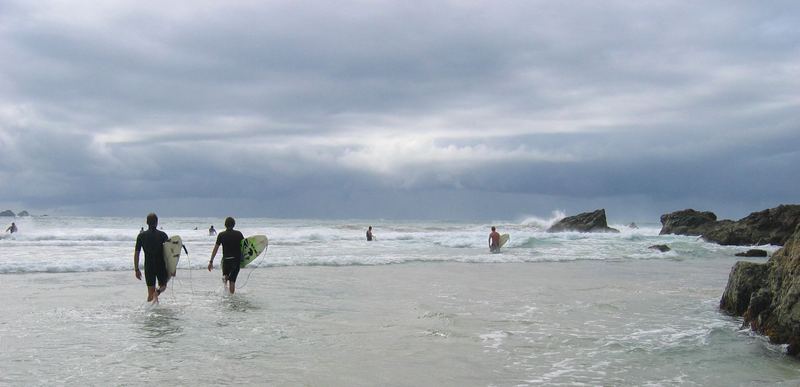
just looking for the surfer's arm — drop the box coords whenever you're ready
[133,249,142,280]
[208,243,220,271]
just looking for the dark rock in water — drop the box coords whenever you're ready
[720,224,800,357]
[649,244,671,252]
[704,205,800,246]
[547,209,620,233]
[659,209,719,236]
[0,210,15,217]
[735,249,768,258]
[660,205,800,247]
[17,210,30,217]
[628,222,639,229]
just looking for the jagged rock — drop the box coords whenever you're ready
[17,210,30,217]
[649,244,671,252]
[659,209,719,236]
[735,249,768,257]
[720,224,800,356]
[0,210,15,217]
[547,209,620,233]
[628,222,639,229]
[704,205,800,246]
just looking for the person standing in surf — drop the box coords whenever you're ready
[208,216,244,294]
[488,226,501,252]
[134,213,169,303]
[6,222,17,234]
[366,226,374,241]
[209,225,217,236]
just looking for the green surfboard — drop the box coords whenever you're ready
[240,235,268,268]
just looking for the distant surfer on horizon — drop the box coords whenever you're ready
[133,213,169,303]
[209,225,217,236]
[6,222,17,234]
[489,226,501,252]
[208,217,244,294]
[366,226,373,241]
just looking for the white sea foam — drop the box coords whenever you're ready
[0,215,771,274]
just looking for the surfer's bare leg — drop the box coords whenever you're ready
[229,281,236,294]
[146,286,158,303]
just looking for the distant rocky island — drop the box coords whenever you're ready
[547,208,619,233]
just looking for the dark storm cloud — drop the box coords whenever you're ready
[0,0,798,220]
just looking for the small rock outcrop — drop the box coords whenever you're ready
[720,224,800,356]
[547,209,620,233]
[0,210,15,217]
[659,209,719,236]
[17,210,30,217]
[734,249,768,258]
[704,205,800,246]
[628,222,639,229]
[649,244,671,252]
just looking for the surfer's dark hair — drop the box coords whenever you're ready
[146,213,158,227]
[225,217,235,228]
[491,226,496,231]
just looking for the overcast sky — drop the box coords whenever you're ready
[0,1,798,222]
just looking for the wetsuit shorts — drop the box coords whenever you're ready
[144,258,169,287]
[222,257,241,282]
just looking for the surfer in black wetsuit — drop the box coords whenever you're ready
[366,226,373,241]
[6,222,17,234]
[208,217,244,294]
[134,213,169,303]
[209,225,217,236]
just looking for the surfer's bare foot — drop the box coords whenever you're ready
[156,286,166,295]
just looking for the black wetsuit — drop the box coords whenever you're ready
[216,229,244,282]
[135,227,169,287]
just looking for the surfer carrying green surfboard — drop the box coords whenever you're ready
[208,216,244,294]
[134,213,169,303]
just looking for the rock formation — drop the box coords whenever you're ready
[659,209,719,236]
[547,209,620,233]
[660,205,800,246]
[720,224,800,356]
[649,244,671,252]
[734,249,768,258]
[0,210,15,217]
[704,205,800,246]
[17,210,30,217]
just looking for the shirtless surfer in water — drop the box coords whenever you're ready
[488,226,501,252]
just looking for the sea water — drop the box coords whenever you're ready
[1,215,799,386]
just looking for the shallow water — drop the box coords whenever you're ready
[1,216,798,385]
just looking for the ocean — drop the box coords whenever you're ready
[1,215,798,386]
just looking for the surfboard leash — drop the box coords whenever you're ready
[236,243,269,290]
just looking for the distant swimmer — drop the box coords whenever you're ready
[139,227,144,233]
[366,226,374,241]
[488,226,501,252]
[209,225,217,236]
[6,222,17,234]
[134,213,170,303]
[208,217,244,294]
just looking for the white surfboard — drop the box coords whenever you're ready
[500,234,510,248]
[240,235,268,268]
[163,235,183,277]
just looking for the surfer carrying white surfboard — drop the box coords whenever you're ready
[489,226,501,252]
[6,222,17,234]
[208,216,244,294]
[134,213,170,303]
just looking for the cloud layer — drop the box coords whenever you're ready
[1,1,799,220]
